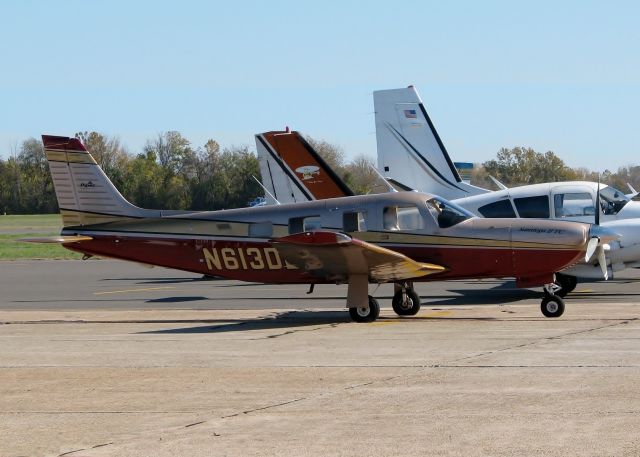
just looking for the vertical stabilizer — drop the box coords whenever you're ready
[374,86,488,200]
[256,130,353,204]
[42,135,160,226]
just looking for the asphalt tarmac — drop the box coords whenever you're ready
[2,259,640,311]
[1,260,640,456]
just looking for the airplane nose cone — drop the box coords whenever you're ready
[589,225,619,244]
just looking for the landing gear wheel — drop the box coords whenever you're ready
[541,295,565,318]
[555,273,577,297]
[392,289,421,316]
[349,296,380,323]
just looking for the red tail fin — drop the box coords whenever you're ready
[257,130,353,202]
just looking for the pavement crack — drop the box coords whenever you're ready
[184,421,205,428]
[58,449,86,456]
[438,318,637,366]
[249,323,339,340]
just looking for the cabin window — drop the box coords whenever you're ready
[289,216,321,234]
[478,199,516,218]
[600,186,630,215]
[553,193,594,217]
[384,205,424,231]
[514,196,550,218]
[426,197,474,228]
[249,221,273,237]
[343,211,367,232]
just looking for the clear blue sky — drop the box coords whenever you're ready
[1,0,639,171]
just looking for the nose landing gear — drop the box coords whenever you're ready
[541,283,565,318]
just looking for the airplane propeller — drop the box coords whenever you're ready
[595,174,600,226]
[585,175,612,280]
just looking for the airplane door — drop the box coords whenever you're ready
[550,185,597,224]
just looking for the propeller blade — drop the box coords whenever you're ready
[597,245,608,280]
[585,237,599,262]
[595,174,601,226]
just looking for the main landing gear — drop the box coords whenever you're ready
[541,283,565,318]
[346,277,421,323]
[348,296,381,323]
[348,288,422,322]
[392,283,421,316]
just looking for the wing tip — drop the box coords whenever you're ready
[19,235,93,244]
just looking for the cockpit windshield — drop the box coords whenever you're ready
[600,186,630,215]
[426,197,474,228]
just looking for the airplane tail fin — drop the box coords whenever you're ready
[42,135,155,227]
[373,86,488,200]
[255,130,354,204]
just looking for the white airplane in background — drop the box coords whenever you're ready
[374,86,640,294]
[254,127,620,300]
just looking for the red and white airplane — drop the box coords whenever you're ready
[26,135,616,322]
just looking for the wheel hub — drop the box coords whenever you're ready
[400,292,412,309]
[546,302,559,313]
[356,307,370,317]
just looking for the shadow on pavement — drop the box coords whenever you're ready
[145,296,209,303]
[139,310,349,334]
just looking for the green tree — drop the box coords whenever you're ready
[344,154,379,194]
[483,147,578,186]
[142,131,196,209]
[17,138,56,213]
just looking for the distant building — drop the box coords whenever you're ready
[454,162,474,184]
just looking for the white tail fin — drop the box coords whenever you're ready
[255,130,353,204]
[42,135,161,226]
[373,86,488,200]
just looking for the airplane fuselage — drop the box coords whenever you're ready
[61,192,590,288]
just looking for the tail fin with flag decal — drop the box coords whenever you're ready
[373,86,488,200]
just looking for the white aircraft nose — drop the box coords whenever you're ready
[620,200,640,218]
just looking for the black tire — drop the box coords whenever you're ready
[392,289,421,316]
[555,273,577,297]
[349,296,380,323]
[541,295,565,318]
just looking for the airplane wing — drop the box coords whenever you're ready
[19,235,93,243]
[271,231,445,282]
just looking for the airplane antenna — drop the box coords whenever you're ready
[252,175,281,205]
[368,163,397,193]
[489,175,508,190]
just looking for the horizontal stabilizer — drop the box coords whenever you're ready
[271,231,445,282]
[385,178,415,192]
[19,235,93,244]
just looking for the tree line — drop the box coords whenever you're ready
[0,132,638,215]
